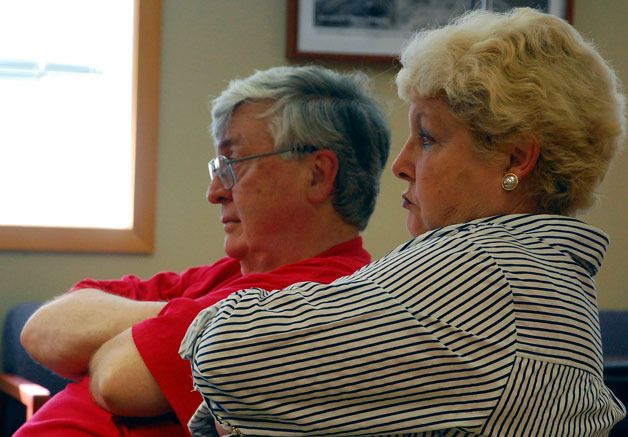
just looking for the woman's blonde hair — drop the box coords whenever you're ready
[396,7,626,215]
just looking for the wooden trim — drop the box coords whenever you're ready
[565,0,574,24]
[0,0,160,254]
[0,373,50,419]
[0,226,153,253]
[131,0,161,254]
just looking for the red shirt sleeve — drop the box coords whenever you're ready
[71,257,242,302]
[132,237,370,431]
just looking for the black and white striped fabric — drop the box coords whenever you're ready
[180,214,626,436]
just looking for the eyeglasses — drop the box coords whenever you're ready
[208,145,317,190]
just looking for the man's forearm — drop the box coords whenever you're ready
[20,289,165,379]
[89,328,171,417]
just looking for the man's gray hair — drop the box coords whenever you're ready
[211,65,390,230]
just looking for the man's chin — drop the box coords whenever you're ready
[224,239,247,261]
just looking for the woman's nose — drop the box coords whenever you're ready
[391,139,415,182]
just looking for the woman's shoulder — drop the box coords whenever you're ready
[383,214,609,276]
[399,214,606,251]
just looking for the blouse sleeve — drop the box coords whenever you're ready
[180,256,519,436]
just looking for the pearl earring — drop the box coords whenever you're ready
[501,172,519,191]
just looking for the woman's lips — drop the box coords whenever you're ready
[402,194,413,209]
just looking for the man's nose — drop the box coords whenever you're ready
[207,177,230,204]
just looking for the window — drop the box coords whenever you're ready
[0,0,160,253]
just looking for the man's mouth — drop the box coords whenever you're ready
[221,216,240,229]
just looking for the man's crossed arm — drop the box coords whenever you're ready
[20,289,170,416]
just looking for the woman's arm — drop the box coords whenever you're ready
[181,257,515,436]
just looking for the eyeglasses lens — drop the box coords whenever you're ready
[208,156,234,190]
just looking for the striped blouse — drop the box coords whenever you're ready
[180,214,626,436]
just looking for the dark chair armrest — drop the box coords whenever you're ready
[604,356,628,377]
[0,373,50,419]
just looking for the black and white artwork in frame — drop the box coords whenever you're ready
[288,0,572,62]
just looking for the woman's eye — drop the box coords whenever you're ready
[419,129,434,148]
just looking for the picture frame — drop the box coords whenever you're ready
[287,0,574,64]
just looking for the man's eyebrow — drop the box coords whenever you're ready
[216,138,235,154]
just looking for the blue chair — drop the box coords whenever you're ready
[599,310,628,435]
[1,302,70,436]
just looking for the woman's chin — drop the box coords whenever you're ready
[407,216,427,237]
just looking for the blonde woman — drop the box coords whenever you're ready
[182,8,626,436]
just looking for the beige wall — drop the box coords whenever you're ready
[574,1,628,308]
[1,0,626,329]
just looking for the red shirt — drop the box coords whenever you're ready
[17,238,370,437]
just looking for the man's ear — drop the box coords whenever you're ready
[308,149,338,204]
[505,136,541,178]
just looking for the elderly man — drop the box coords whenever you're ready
[17,65,390,436]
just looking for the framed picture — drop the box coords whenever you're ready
[287,0,574,63]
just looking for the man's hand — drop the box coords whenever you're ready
[90,328,171,417]
[20,289,166,379]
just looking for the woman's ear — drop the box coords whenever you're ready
[506,136,541,178]
[308,149,339,204]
